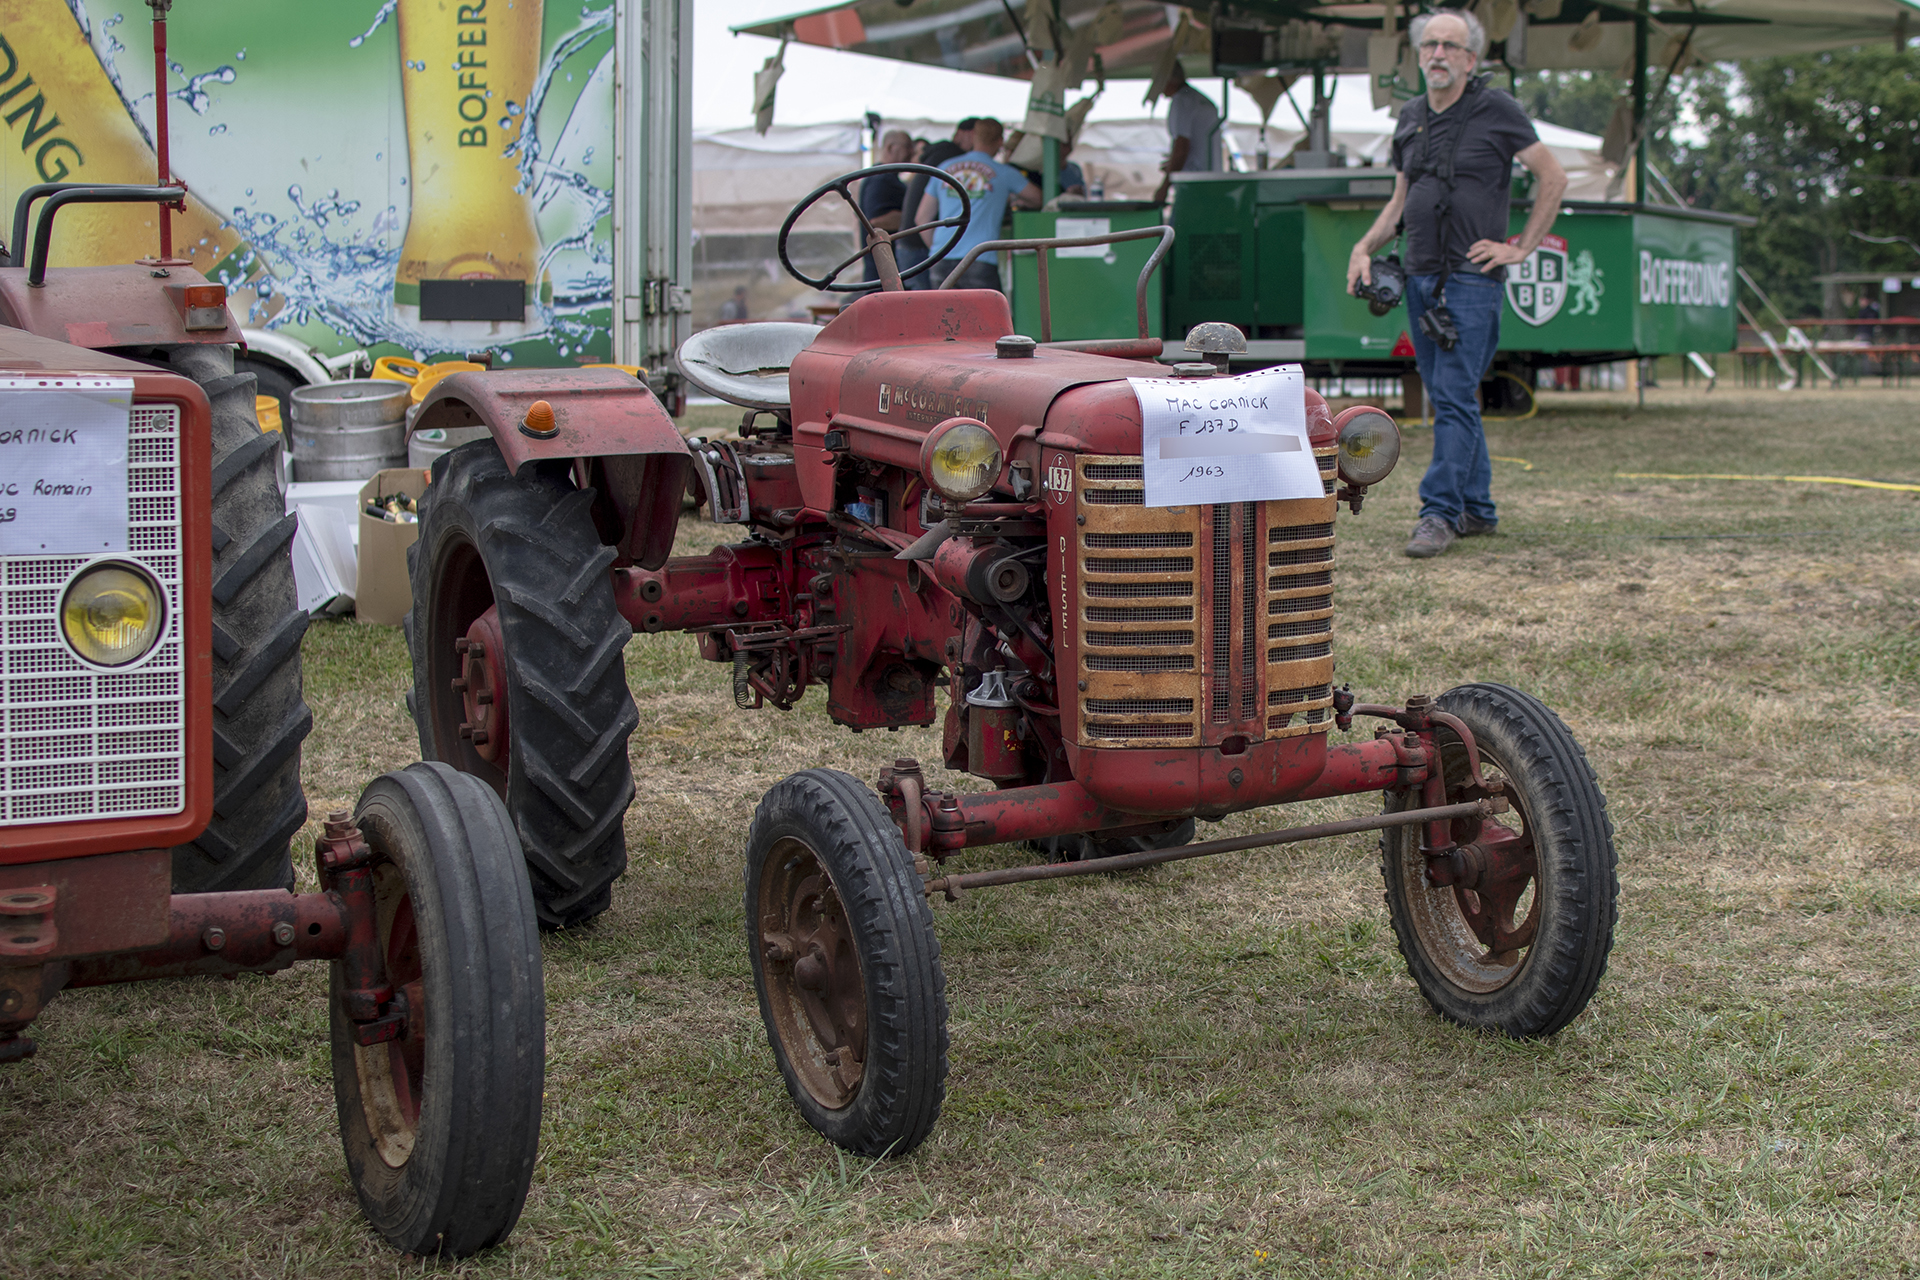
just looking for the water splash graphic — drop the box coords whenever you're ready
[172,65,237,115]
[505,6,613,195]
[348,0,400,50]
[221,12,618,361]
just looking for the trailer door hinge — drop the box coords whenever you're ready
[642,281,693,316]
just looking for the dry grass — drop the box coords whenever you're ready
[3,386,1918,1278]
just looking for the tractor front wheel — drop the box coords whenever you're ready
[331,763,543,1257]
[1380,682,1618,1037]
[407,441,636,928]
[746,769,949,1157]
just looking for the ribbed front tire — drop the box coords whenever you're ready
[334,763,544,1256]
[1380,683,1618,1037]
[746,769,948,1156]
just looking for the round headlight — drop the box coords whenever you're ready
[1333,406,1401,487]
[919,417,1003,504]
[61,562,165,667]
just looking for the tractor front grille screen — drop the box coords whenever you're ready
[1074,451,1339,749]
[2,404,186,825]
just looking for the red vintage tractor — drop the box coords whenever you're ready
[0,5,544,1254]
[0,323,544,1256]
[404,164,1619,1157]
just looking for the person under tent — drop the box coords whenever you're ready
[913,117,1042,292]
[1151,61,1220,204]
[858,129,918,283]
[899,118,977,290]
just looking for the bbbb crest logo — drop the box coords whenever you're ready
[1505,233,1568,327]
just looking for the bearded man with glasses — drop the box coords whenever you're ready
[1345,8,1567,559]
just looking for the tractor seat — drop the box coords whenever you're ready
[674,321,820,412]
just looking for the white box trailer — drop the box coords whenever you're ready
[0,0,692,407]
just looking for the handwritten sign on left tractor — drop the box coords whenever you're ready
[1129,365,1321,507]
[0,377,132,555]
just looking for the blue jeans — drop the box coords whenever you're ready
[1407,271,1501,529]
[917,257,1001,292]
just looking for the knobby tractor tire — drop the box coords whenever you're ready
[167,345,311,892]
[234,355,299,430]
[1380,682,1618,1037]
[745,769,949,1157]
[332,762,544,1257]
[408,441,636,928]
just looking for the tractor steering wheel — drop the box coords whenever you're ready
[776,162,971,293]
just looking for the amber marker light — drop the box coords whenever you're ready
[182,283,229,331]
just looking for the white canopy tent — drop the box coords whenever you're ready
[693,104,1617,238]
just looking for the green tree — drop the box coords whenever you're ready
[1512,68,1624,137]
[1667,49,1920,317]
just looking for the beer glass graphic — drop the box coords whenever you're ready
[393,0,543,339]
[0,0,268,312]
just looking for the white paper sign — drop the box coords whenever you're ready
[1056,216,1115,262]
[0,377,133,555]
[1130,365,1323,507]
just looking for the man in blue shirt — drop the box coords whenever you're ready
[912,117,1042,292]
[1151,62,1220,205]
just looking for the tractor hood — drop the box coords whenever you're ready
[788,289,1336,512]
[789,289,1169,507]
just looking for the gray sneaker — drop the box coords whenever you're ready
[1404,515,1458,558]
[1458,512,1497,537]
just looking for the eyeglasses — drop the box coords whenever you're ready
[1417,38,1472,55]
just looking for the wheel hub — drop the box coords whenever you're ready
[758,841,868,1108]
[354,869,427,1170]
[452,608,508,763]
[1442,821,1539,958]
[1406,764,1541,992]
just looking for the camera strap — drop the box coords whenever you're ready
[1412,77,1486,303]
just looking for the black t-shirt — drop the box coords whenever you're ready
[859,170,906,222]
[901,140,965,249]
[1390,82,1539,279]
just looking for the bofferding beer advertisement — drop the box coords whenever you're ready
[0,0,616,366]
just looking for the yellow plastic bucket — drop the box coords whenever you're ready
[255,394,282,433]
[370,355,427,385]
[408,360,487,403]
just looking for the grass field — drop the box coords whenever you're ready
[3,385,1917,1278]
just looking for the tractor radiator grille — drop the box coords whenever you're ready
[2,404,186,825]
[1073,450,1338,748]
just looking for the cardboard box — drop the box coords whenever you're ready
[355,468,429,626]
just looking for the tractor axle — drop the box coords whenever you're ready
[921,796,1508,900]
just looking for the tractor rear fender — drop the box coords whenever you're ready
[0,264,243,349]
[414,368,693,570]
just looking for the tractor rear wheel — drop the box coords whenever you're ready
[166,344,311,893]
[1379,683,1617,1037]
[407,440,636,928]
[332,762,544,1257]
[745,769,949,1157]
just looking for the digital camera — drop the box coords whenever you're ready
[1417,303,1461,351]
[1354,254,1406,316]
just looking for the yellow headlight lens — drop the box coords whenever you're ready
[1336,409,1402,487]
[923,419,1003,504]
[61,564,165,667]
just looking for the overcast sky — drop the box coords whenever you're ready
[690,0,1381,133]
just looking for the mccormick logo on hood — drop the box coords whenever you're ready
[876,382,990,424]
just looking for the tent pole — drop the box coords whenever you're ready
[1632,0,1649,204]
